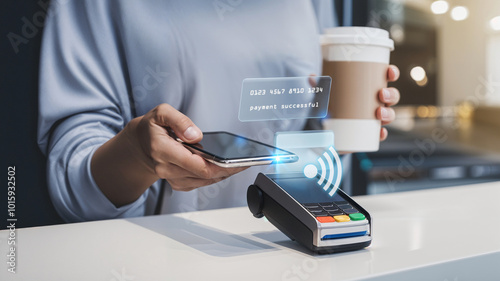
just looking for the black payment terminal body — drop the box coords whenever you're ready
[247,173,372,254]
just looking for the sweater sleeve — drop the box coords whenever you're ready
[37,0,158,222]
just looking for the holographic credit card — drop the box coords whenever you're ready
[239,76,331,122]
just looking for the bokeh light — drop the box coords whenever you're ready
[431,0,449,15]
[451,6,469,21]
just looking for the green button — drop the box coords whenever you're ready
[349,213,365,221]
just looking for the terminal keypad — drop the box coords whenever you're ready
[303,201,366,223]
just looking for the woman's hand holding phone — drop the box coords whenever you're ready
[91,103,247,207]
[134,104,248,191]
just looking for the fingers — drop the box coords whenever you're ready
[387,65,400,82]
[158,159,248,192]
[149,135,238,179]
[380,127,388,141]
[379,87,400,106]
[136,103,248,192]
[168,177,225,192]
[149,103,202,143]
[308,74,317,88]
[167,166,248,192]
[376,106,396,125]
[148,134,247,187]
[163,148,247,180]
[375,65,399,142]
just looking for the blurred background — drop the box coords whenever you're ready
[335,0,500,195]
[1,0,500,227]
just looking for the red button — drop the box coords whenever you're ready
[316,216,335,223]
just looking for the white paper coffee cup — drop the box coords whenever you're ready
[321,27,394,152]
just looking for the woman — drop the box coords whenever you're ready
[38,0,400,222]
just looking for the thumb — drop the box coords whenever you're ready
[150,103,203,143]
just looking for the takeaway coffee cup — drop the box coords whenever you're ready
[321,27,394,152]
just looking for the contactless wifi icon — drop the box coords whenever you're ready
[303,146,343,196]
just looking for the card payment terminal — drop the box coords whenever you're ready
[247,173,372,254]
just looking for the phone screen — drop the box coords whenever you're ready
[184,131,297,162]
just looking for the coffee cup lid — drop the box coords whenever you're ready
[321,27,394,51]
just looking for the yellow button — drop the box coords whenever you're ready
[333,215,350,222]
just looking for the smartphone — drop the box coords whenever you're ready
[181,131,299,168]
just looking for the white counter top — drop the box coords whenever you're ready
[2,181,500,280]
